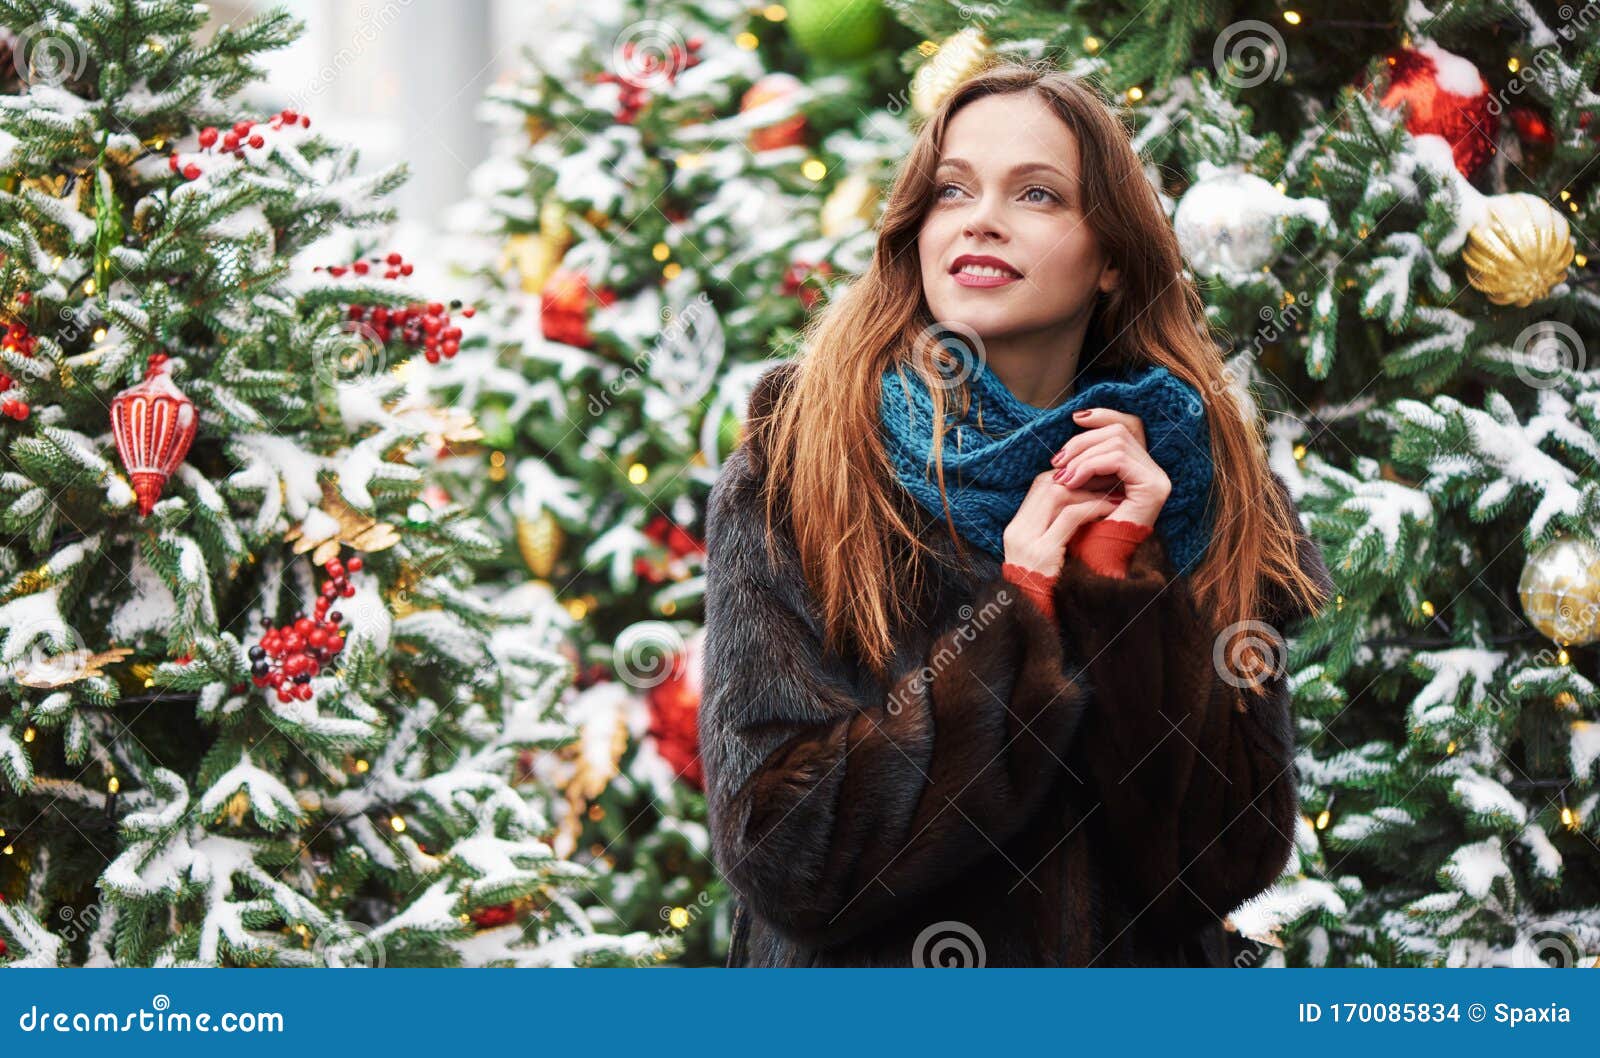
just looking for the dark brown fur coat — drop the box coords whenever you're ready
[700,362,1333,967]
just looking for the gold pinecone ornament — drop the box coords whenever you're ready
[516,509,564,578]
[1463,192,1576,306]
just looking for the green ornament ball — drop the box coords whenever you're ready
[479,400,515,451]
[785,0,885,62]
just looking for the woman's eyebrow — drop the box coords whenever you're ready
[936,158,1070,181]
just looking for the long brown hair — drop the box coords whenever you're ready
[752,61,1329,685]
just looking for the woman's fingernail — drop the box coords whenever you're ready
[1073,409,1090,419]
[1050,451,1064,466]
[1052,468,1067,483]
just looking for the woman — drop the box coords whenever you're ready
[700,62,1333,967]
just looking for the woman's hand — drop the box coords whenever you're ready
[1049,407,1171,529]
[1002,472,1121,580]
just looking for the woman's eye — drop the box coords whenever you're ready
[934,182,961,200]
[1023,186,1060,204]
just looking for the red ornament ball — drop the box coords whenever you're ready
[1379,43,1495,178]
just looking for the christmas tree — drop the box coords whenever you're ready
[425,0,916,964]
[0,0,670,967]
[868,2,1600,964]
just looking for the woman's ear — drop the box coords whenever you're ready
[1097,262,1120,295]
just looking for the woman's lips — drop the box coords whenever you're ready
[951,270,1022,288]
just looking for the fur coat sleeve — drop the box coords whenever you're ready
[699,390,1091,951]
[1052,473,1332,936]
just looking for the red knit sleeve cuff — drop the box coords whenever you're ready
[1001,562,1058,621]
[1065,518,1154,579]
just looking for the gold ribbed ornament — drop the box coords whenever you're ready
[1518,536,1600,646]
[1463,192,1576,307]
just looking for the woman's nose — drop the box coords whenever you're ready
[963,197,1005,239]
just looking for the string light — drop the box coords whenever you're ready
[390,814,406,833]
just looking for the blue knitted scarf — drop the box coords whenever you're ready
[878,358,1216,575]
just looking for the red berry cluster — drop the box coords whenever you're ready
[317,253,477,365]
[168,109,310,180]
[597,36,704,123]
[249,555,360,704]
[2,292,36,421]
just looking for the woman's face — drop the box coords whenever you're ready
[917,92,1118,344]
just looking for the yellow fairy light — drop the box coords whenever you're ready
[661,599,677,616]
[1275,181,1287,193]
[107,776,119,793]
[1507,57,1520,73]
[1570,201,1580,213]
[663,262,682,280]
[763,4,786,20]
[651,242,670,262]
[2,845,11,855]
[565,597,590,620]
[1315,809,1330,829]
[92,327,107,342]
[83,278,95,295]
[355,758,370,773]
[801,158,828,182]
[390,814,406,833]
[23,727,34,742]
[1558,648,1570,665]
[489,451,506,467]
[1083,36,1101,53]
[1560,805,1574,827]
[1293,444,1307,460]
[1420,600,1434,617]
[1284,11,1302,24]
[1126,86,1144,103]
[735,32,759,50]
[668,907,690,929]
[1576,253,1588,267]
[676,152,704,170]
[1446,740,1457,754]
[50,255,62,270]
[627,462,649,485]
[1560,190,1571,201]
